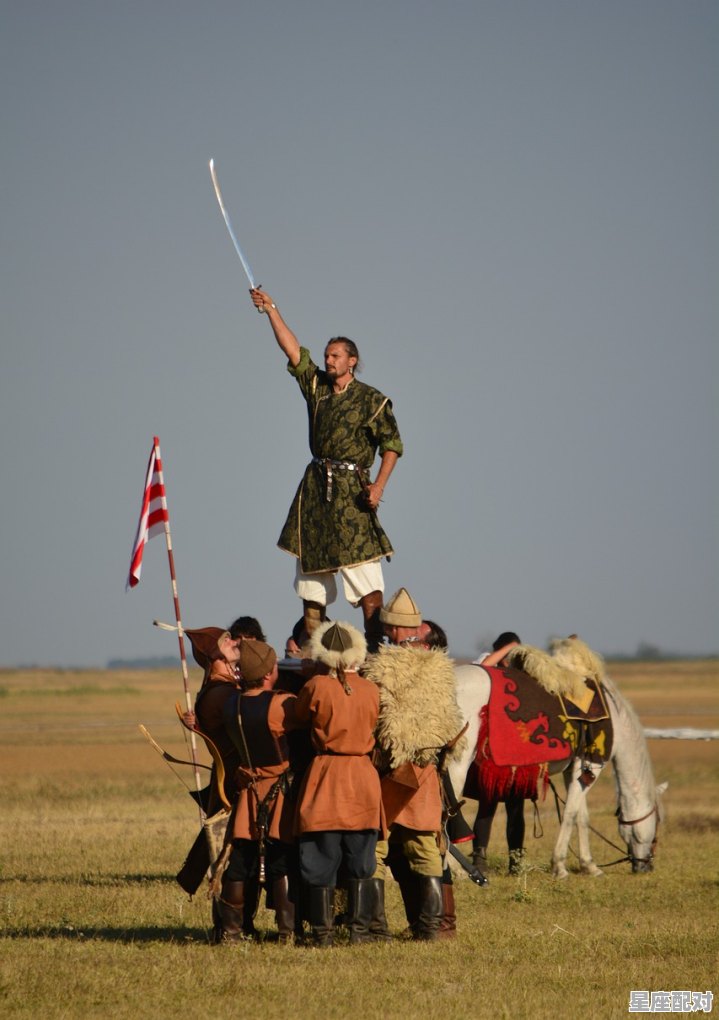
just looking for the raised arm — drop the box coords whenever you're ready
[249,288,301,367]
[481,641,520,668]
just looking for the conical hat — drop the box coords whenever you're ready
[185,627,228,669]
[379,587,422,627]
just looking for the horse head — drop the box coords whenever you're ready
[618,781,668,872]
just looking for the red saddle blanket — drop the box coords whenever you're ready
[463,666,613,804]
[484,665,574,767]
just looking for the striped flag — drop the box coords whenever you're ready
[126,436,169,589]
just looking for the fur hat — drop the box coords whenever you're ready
[379,588,422,627]
[239,640,277,683]
[308,621,367,672]
[185,627,228,669]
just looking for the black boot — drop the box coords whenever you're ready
[307,885,335,948]
[293,880,309,943]
[346,878,388,945]
[243,877,261,939]
[272,875,296,944]
[414,876,443,942]
[216,880,252,944]
[437,879,457,940]
[388,848,419,935]
[367,877,392,941]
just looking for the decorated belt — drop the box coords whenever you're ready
[312,457,365,502]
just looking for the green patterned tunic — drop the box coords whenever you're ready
[278,347,403,574]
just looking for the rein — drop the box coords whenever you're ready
[548,779,660,869]
[617,804,657,826]
[616,803,660,866]
[548,778,632,868]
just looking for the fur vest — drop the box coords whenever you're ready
[364,644,466,768]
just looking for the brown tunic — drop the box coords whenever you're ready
[294,670,383,833]
[194,660,241,815]
[231,689,300,845]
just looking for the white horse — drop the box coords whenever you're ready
[448,659,666,878]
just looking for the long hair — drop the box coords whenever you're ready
[325,336,363,374]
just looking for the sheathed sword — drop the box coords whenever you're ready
[447,842,489,887]
[208,158,263,311]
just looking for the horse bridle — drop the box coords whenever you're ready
[549,778,659,869]
[617,803,660,866]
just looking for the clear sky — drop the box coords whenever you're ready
[1,1,716,667]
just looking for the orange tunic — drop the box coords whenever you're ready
[231,690,300,844]
[386,763,442,831]
[294,671,383,833]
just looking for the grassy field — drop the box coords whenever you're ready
[0,660,717,1019]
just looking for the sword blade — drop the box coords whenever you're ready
[208,158,257,289]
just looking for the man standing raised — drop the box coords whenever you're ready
[250,288,403,650]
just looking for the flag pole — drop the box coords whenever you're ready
[151,437,206,821]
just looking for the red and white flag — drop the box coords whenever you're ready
[127,436,169,589]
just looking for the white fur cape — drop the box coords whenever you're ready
[364,644,466,768]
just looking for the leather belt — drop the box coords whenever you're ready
[312,457,363,502]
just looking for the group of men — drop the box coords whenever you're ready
[179,588,466,947]
[174,292,496,945]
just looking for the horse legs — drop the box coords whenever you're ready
[552,763,584,879]
[552,761,604,879]
[575,775,604,877]
[552,780,575,879]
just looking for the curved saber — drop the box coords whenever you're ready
[209,159,262,309]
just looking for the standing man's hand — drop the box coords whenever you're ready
[249,289,301,366]
[365,482,384,509]
[250,288,275,313]
[366,451,399,509]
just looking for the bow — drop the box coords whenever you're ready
[174,702,233,812]
[138,711,233,814]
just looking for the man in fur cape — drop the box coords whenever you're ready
[363,588,465,941]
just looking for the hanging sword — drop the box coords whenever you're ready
[208,158,264,311]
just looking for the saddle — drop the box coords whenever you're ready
[463,666,613,805]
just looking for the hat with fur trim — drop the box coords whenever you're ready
[379,587,422,627]
[239,639,277,683]
[308,621,367,672]
[185,627,229,669]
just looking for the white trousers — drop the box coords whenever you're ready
[294,559,384,607]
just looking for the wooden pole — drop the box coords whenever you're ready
[152,437,205,822]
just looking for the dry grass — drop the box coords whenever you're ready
[0,661,717,1020]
